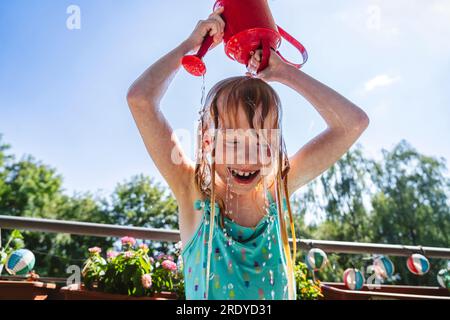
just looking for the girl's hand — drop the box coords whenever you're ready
[184,7,225,53]
[246,48,288,82]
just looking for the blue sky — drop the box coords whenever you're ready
[1,0,450,199]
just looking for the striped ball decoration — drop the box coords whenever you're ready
[306,248,328,271]
[437,269,450,289]
[407,254,430,275]
[373,255,395,278]
[343,268,365,290]
[6,249,35,276]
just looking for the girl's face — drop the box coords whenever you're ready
[204,103,279,194]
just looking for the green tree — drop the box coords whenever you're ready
[370,140,450,285]
[295,144,374,282]
[0,135,181,277]
[109,174,179,253]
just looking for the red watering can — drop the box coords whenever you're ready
[182,0,308,76]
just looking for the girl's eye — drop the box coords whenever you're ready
[225,141,238,147]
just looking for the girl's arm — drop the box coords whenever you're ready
[248,51,370,195]
[126,8,225,199]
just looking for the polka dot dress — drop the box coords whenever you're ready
[181,192,295,300]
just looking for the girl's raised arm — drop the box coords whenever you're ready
[126,8,225,199]
[247,50,370,195]
[279,68,370,195]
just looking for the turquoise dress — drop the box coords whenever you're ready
[181,192,296,300]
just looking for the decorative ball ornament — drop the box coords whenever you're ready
[437,269,450,289]
[407,254,430,275]
[6,249,35,276]
[343,268,365,290]
[373,255,395,278]
[305,248,328,271]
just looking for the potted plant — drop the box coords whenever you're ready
[0,230,25,275]
[61,237,184,300]
[0,230,59,300]
[294,262,323,300]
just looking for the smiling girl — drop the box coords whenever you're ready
[127,7,369,300]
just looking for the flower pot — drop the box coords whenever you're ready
[0,280,58,300]
[60,284,178,300]
[320,282,450,300]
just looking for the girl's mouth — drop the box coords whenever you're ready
[227,168,261,185]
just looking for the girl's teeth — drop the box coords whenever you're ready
[230,169,258,177]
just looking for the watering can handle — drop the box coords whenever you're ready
[276,25,309,69]
[257,26,308,73]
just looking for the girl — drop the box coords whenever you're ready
[127,7,369,300]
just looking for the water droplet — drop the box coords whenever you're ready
[271,290,275,300]
[228,283,234,290]
[269,270,274,286]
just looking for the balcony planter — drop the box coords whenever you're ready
[78,239,184,301]
[60,283,177,300]
[0,280,58,300]
[320,282,450,300]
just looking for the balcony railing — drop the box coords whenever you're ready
[1,214,450,300]
[1,215,450,258]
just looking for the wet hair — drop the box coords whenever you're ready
[195,76,297,299]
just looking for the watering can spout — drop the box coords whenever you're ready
[182,36,215,77]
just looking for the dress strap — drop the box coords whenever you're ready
[194,199,220,216]
[266,190,288,212]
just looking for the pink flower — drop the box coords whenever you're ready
[123,251,134,259]
[161,260,177,271]
[141,274,152,289]
[149,257,155,264]
[139,243,148,250]
[156,253,174,261]
[156,253,165,260]
[121,236,136,247]
[88,247,102,254]
[107,251,119,260]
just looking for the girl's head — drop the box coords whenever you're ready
[195,76,289,196]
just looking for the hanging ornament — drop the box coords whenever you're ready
[343,268,365,290]
[437,268,450,289]
[407,253,430,275]
[6,249,35,276]
[373,255,395,279]
[305,248,328,271]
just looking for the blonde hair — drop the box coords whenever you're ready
[195,76,297,299]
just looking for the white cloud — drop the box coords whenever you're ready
[364,74,401,92]
[431,1,450,18]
